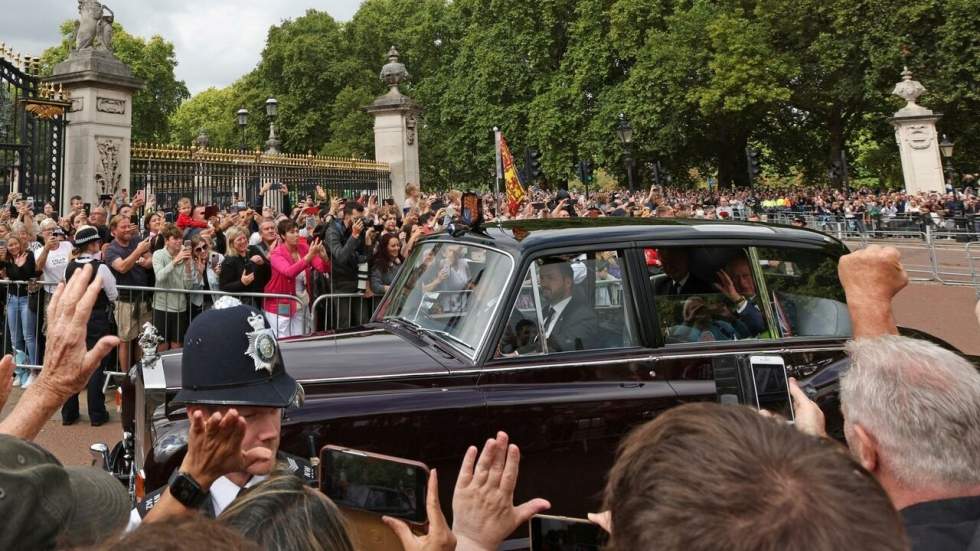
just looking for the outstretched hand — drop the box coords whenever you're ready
[788,378,827,438]
[384,469,456,551]
[38,264,120,400]
[452,432,550,551]
[180,408,272,489]
[713,270,740,302]
[0,264,119,440]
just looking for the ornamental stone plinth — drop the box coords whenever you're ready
[365,46,421,207]
[888,67,944,195]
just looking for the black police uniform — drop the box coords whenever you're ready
[62,228,118,425]
[130,299,309,524]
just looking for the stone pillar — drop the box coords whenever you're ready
[365,47,420,208]
[48,49,142,215]
[888,67,944,195]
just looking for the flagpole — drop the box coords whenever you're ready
[494,127,503,222]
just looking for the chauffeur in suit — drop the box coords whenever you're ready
[538,261,598,352]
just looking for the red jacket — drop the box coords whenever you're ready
[176,212,208,230]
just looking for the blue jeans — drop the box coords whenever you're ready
[7,294,37,366]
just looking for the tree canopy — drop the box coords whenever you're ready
[42,0,980,190]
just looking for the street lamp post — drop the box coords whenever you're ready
[236,107,249,152]
[939,134,955,191]
[264,97,281,155]
[616,113,635,192]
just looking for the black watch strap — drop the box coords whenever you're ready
[170,471,209,509]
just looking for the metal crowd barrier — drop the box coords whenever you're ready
[310,292,380,332]
[0,281,309,373]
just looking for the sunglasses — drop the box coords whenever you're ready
[194,245,209,252]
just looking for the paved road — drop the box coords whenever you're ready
[5,250,978,468]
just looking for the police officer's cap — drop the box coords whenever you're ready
[172,298,299,408]
[73,225,101,247]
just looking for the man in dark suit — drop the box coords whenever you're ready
[538,261,597,352]
[716,254,767,338]
[654,248,714,296]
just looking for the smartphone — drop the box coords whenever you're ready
[306,216,317,230]
[83,202,91,215]
[320,445,428,524]
[236,200,246,209]
[135,189,145,201]
[0,239,7,248]
[209,252,220,269]
[529,515,607,551]
[749,355,794,421]
[182,239,192,251]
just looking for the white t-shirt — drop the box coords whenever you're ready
[35,241,73,293]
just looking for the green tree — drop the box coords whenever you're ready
[168,86,240,148]
[41,21,189,142]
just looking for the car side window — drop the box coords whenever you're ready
[496,250,638,357]
[752,247,852,338]
[652,246,774,344]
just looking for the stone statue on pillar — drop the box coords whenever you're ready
[49,0,142,215]
[73,1,115,52]
[888,67,945,195]
[366,46,421,208]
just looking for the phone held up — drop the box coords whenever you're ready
[529,515,608,551]
[319,445,428,524]
[714,355,795,421]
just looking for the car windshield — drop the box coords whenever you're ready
[377,241,513,357]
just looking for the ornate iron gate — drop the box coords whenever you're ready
[0,46,68,208]
[130,144,392,213]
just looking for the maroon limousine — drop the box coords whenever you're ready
[99,217,974,539]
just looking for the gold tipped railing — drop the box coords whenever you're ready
[131,141,389,172]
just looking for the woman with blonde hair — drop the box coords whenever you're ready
[219,472,354,551]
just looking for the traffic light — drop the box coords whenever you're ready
[526,148,543,182]
[746,146,761,183]
[577,159,594,184]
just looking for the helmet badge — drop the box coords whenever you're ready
[244,312,278,374]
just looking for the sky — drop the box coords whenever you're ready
[0,0,364,94]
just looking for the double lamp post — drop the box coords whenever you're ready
[237,97,281,155]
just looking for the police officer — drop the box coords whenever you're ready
[61,225,118,426]
[129,298,310,526]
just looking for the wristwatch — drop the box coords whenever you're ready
[170,471,209,509]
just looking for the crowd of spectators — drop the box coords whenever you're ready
[0,242,976,550]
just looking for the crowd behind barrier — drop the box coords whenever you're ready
[0,182,978,380]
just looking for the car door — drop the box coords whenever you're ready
[642,243,851,438]
[476,247,675,518]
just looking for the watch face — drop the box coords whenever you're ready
[172,472,206,508]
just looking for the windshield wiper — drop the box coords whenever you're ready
[418,328,474,352]
[388,316,422,332]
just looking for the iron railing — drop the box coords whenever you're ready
[130,143,392,213]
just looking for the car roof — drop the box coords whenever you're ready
[427,218,845,256]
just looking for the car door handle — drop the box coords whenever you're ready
[620,383,643,389]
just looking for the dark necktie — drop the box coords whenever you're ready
[671,281,681,295]
[542,306,556,333]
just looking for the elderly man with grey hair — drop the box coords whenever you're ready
[792,245,980,551]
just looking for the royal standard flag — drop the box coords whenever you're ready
[499,134,526,217]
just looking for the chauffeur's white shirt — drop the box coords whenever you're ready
[127,474,267,531]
